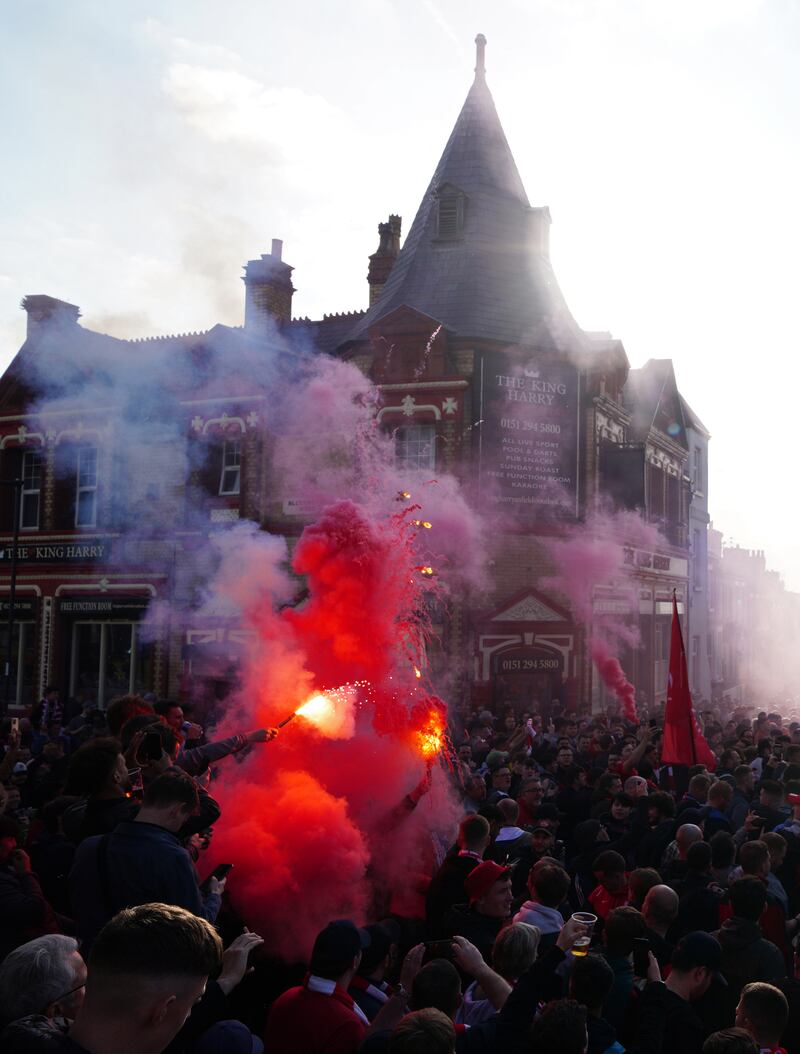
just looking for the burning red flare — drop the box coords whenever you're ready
[408,697,448,761]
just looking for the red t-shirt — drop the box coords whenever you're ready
[589,882,629,919]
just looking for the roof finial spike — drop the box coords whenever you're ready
[474,33,486,81]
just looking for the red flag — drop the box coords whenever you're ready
[661,594,716,770]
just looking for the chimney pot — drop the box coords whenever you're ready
[243,241,294,331]
[367,215,402,307]
[21,294,81,339]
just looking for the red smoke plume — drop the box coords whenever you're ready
[591,641,637,722]
[205,499,460,959]
[544,510,666,723]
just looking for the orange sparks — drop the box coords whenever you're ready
[414,666,422,679]
[416,565,434,577]
[397,490,411,500]
[416,707,446,759]
[411,520,433,529]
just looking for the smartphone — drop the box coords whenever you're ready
[10,717,19,734]
[424,940,453,961]
[633,938,650,976]
[211,863,234,880]
[141,730,163,762]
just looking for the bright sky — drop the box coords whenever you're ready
[2,0,798,586]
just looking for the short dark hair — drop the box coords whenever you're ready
[410,960,461,1017]
[612,792,633,808]
[570,954,614,1011]
[390,1009,455,1054]
[65,738,122,797]
[628,868,660,905]
[106,695,155,737]
[477,803,503,825]
[760,779,783,799]
[154,700,181,718]
[530,999,588,1054]
[687,840,712,872]
[689,773,713,796]
[739,840,769,876]
[89,903,221,996]
[709,781,733,805]
[730,877,767,922]
[647,792,676,818]
[593,850,626,876]
[142,770,199,812]
[458,814,490,852]
[738,982,789,1044]
[702,1028,758,1054]
[710,831,736,868]
[604,906,646,955]
[532,864,570,908]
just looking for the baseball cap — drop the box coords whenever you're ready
[310,920,371,976]
[194,1020,263,1054]
[12,762,27,775]
[671,931,727,984]
[464,860,510,902]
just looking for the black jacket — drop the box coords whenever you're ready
[661,987,706,1054]
[442,903,505,966]
[425,854,480,936]
[714,916,786,994]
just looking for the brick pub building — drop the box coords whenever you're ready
[0,37,699,717]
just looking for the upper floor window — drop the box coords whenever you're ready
[219,440,241,496]
[395,424,436,472]
[76,446,98,527]
[693,445,704,493]
[20,449,43,530]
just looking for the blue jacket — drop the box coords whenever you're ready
[69,820,220,951]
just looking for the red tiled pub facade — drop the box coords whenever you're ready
[0,39,697,718]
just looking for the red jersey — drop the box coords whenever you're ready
[265,976,367,1054]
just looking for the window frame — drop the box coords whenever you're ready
[75,446,99,528]
[20,448,43,531]
[394,423,437,472]
[218,439,241,496]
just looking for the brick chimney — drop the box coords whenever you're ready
[242,239,295,331]
[367,215,401,306]
[21,295,81,339]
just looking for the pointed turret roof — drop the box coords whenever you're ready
[344,36,581,348]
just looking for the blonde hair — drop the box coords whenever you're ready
[390,1008,455,1054]
[491,922,540,979]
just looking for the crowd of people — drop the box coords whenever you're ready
[3,688,800,1054]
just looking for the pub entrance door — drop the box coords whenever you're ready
[490,646,565,718]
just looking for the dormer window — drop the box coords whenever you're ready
[435,184,466,240]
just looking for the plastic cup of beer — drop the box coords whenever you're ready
[570,911,597,954]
